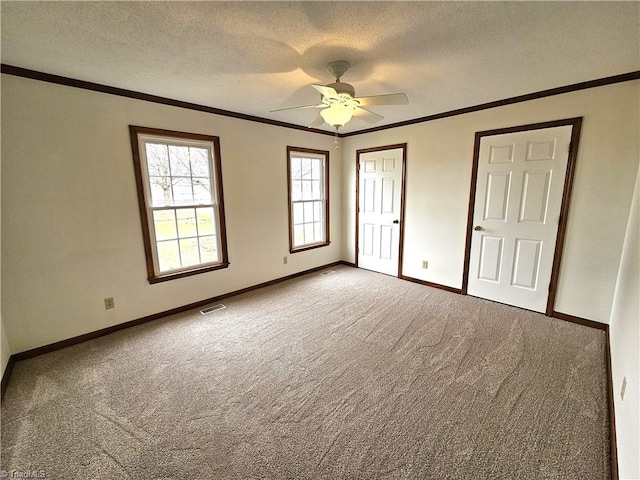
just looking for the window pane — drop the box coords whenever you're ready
[301,158,312,179]
[157,240,181,271]
[293,224,304,247]
[304,223,314,243]
[304,201,314,222]
[293,203,303,225]
[179,237,200,267]
[191,148,210,177]
[196,207,215,235]
[290,157,301,180]
[146,143,169,176]
[314,201,322,222]
[199,235,219,263]
[176,208,197,238]
[169,145,191,176]
[311,180,321,200]
[149,177,172,206]
[302,180,312,200]
[193,178,212,204]
[314,221,322,241]
[291,180,302,201]
[153,210,177,241]
[172,178,194,205]
[311,159,321,179]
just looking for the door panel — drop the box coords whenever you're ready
[357,147,404,276]
[381,177,395,213]
[484,172,511,220]
[511,238,542,289]
[467,125,572,312]
[383,156,397,171]
[488,143,515,164]
[519,170,551,223]
[478,235,504,282]
[364,159,376,172]
[526,138,557,161]
[380,225,393,259]
[362,223,375,256]
[363,178,376,212]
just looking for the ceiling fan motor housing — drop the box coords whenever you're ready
[325,61,355,99]
[327,81,355,98]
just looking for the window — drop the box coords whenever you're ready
[130,126,229,283]
[287,147,330,252]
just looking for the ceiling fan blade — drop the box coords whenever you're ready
[270,104,324,113]
[311,84,339,100]
[308,113,326,128]
[353,107,384,124]
[354,93,409,107]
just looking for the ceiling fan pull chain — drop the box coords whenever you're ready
[334,129,340,149]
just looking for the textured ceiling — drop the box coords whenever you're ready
[2,1,639,133]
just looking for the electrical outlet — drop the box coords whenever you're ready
[422,260,428,269]
[104,297,115,310]
[621,376,627,401]
[283,256,288,265]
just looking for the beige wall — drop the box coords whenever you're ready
[342,81,640,323]
[610,167,640,480]
[1,318,9,377]
[0,155,8,376]
[1,75,342,353]
[2,75,638,348]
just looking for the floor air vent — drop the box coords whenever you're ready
[200,304,226,315]
[319,270,336,276]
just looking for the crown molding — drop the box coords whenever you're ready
[3,64,639,138]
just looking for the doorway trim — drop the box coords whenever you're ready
[462,117,583,316]
[355,143,408,277]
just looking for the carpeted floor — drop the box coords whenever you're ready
[1,266,611,479]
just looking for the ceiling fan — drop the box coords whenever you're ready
[271,60,409,131]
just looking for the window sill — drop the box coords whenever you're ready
[290,241,330,254]
[148,262,230,284]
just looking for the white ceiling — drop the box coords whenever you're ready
[2,1,639,133]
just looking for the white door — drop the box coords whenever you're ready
[467,126,572,312]
[357,147,404,276]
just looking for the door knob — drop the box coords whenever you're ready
[474,225,483,231]
[393,219,399,224]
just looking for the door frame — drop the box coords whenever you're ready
[461,117,583,316]
[355,143,408,277]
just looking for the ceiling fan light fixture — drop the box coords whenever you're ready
[320,103,355,127]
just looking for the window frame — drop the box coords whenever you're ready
[286,146,330,253]
[129,125,229,283]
